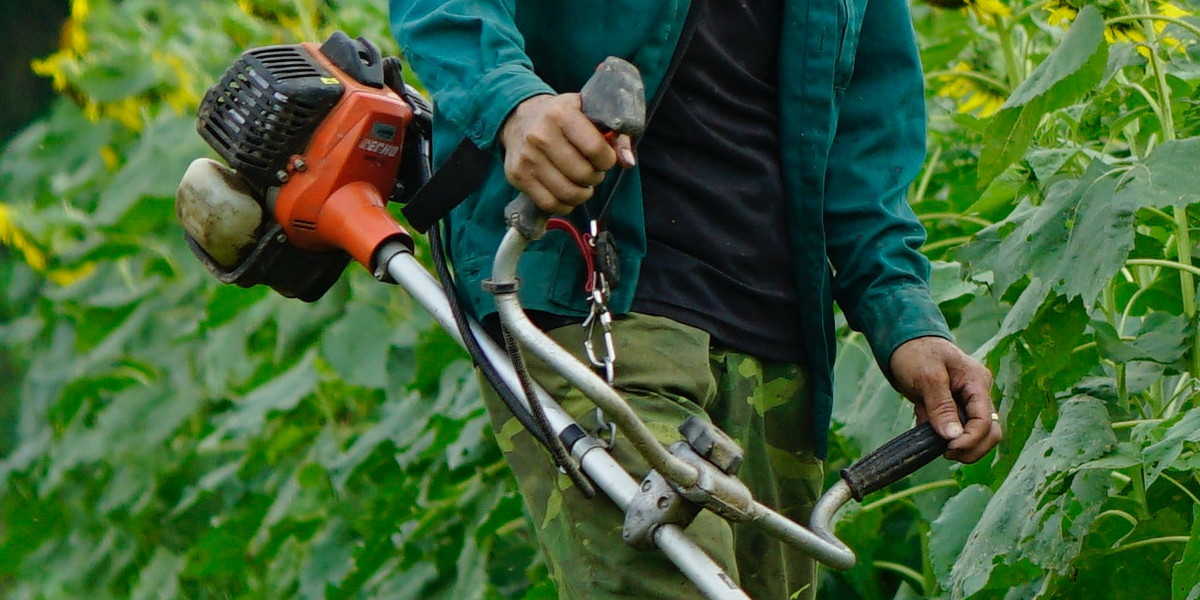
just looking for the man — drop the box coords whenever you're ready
[390,1,1002,599]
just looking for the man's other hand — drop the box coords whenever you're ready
[500,93,634,214]
[889,336,1001,464]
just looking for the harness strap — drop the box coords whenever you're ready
[400,138,493,232]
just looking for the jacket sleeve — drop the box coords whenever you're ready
[389,0,555,150]
[823,0,952,373]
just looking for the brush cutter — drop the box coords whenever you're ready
[176,32,958,600]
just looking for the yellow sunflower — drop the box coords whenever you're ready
[1044,0,1192,54]
[934,62,1008,117]
[966,0,1012,25]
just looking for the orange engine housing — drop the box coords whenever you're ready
[272,42,414,271]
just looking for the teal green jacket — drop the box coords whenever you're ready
[389,0,952,456]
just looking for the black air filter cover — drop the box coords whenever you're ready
[197,44,344,192]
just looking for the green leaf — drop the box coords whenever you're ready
[201,352,320,446]
[1140,404,1200,486]
[976,277,1052,359]
[449,537,488,600]
[1045,505,1187,600]
[1025,148,1081,183]
[966,164,1030,218]
[948,397,1116,599]
[1092,312,1190,365]
[829,503,890,600]
[930,484,993,587]
[1174,507,1200,600]
[299,519,357,600]
[1114,137,1200,210]
[979,5,1107,183]
[960,161,1134,307]
[929,261,983,305]
[93,115,206,226]
[320,302,391,388]
[979,99,1049,187]
[324,390,430,489]
[832,334,911,455]
[204,282,269,329]
[130,548,185,600]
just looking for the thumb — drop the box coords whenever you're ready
[924,384,964,441]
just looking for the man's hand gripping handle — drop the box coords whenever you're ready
[504,56,646,238]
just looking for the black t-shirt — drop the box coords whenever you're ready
[632,0,804,361]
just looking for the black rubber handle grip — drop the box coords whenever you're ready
[839,421,949,501]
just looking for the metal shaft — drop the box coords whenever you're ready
[490,229,703,489]
[379,243,749,600]
[484,225,859,570]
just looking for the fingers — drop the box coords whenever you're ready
[613,134,636,168]
[944,360,1001,464]
[500,93,620,214]
[907,363,963,441]
[890,336,1001,465]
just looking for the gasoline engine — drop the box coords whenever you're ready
[176,32,431,301]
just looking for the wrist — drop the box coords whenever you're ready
[500,93,555,152]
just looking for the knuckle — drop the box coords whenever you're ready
[565,185,594,204]
[525,126,552,149]
[505,168,527,188]
[569,164,604,186]
[545,100,572,123]
[913,365,949,390]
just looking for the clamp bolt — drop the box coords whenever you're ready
[678,416,744,476]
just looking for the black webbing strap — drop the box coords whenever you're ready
[400,137,494,233]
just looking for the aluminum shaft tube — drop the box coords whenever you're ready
[379,243,749,600]
[489,229,703,489]
[484,226,861,570]
[753,493,855,570]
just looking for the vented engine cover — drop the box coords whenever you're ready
[197,44,345,193]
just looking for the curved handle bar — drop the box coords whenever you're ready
[809,412,964,569]
[839,420,949,501]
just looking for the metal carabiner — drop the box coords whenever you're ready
[582,283,617,383]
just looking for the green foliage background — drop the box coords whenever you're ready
[1,1,1200,599]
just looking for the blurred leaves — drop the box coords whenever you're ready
[0,1,538,599]
[5,0,1200,599]
[827,0,1200,597]
[979,5,1108,182]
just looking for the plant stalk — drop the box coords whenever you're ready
[1107,536,1191,554]
[1135,0,1200,377]
[873,561,927,593]
[996,17,1024,89]
[860,479,959,512]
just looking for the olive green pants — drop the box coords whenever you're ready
[482,313,823,600]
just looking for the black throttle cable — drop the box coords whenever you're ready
[427,221,595,498]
